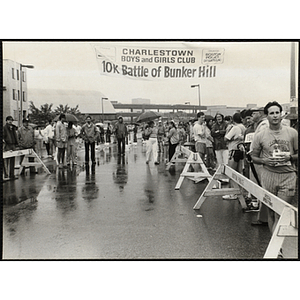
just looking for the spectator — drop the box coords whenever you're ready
[144,120,159,165]
[167,120,180,162]
[18,118,35,150]
[52,120,58,162]
[56,113,68,168]
[193,112,210,164]
[157,119,165,153]
[250,106,269,134]
[17,118,36,174]
[34,125,44,158]
[106,122,113,143]
[251,102,298,241]
[3,116,18,179]
[114,116,128,156]
[163,122,170,162]
[66,122,76,166]
[81,115,98,164]
[222,113,246,200]
[99,125,105,144]
[133,124,138,143]
[73,122,82,164]
[224,115,233,134]
[177,122,187,145]
[242,109,255,181]
[211,113,228,168]
[205,117,216,170]
[188,119,195,142]
[43,119,55,158]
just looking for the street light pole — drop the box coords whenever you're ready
[101,97,108,123]
[191,84,201,111]
[20,64,34,126]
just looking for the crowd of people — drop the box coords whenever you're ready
[3,114,132,175]
[140,102,298,257]
[3,102,298,257]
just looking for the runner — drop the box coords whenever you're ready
[251,101,298,236]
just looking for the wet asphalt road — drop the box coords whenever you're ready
[2,142,282,259]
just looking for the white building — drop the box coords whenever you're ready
[2,59,30,125]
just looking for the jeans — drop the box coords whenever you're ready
[85,142,95,163]
[169,143,178,161]
[4,144,16,178]
[117,137,126,154]
[57,147,66,165]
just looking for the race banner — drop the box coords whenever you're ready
[92,43,224,80]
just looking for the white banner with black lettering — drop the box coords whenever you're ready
[91,42,224,80]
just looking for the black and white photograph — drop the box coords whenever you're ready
[2,40,298,260]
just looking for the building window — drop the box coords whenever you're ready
[23,91,26,102]
[18,90,20,100]
[12,89,17,100]
[12,68,15,79]
[22,71,26,82]
[16,69,19,80]
[13,110,18,120]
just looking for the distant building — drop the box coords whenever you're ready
[205,105,242,116]
[2,59,30,125]
[132,98,150,105]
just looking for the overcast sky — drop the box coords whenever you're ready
[3,41,297,108]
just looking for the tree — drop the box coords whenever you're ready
[54,104,84,124]
[28,102,84,126]
[28,101,55,126]
[54,104,71,115]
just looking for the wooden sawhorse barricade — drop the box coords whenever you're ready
[3,149,51,176]
[166,145,212,190]
[193,164,298,259]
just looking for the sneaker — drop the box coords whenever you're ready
[222,194,238,200]
[146,161,149,164]
[251,220,268,226]
[154,161,160,165]
[244,196,252,205]
[244,205,260,213]
[219,178,230,184]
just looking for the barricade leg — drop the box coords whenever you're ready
[193,165,224,209]
[175,160,191,190]
[264,207,298,259]
[230,180,247,209]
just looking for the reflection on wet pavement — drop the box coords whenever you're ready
[2,143,281,259]
[112,155,128,192]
